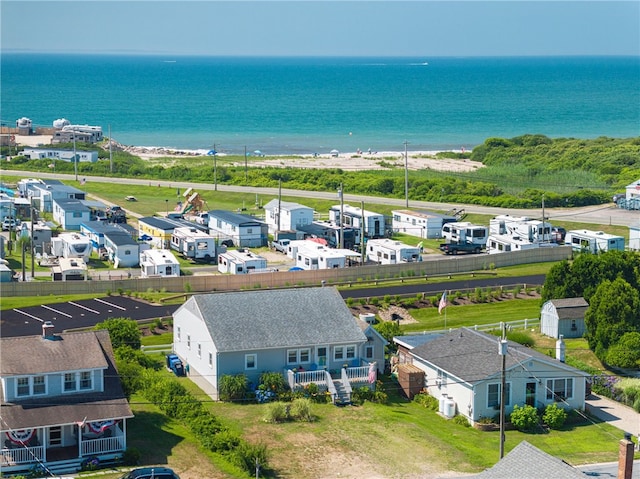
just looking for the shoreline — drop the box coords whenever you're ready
[13,134,483,173]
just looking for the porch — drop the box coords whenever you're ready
[286,364,376,405]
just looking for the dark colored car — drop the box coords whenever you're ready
[119,467,180,479]
[552,226,567,242]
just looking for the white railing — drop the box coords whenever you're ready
[1,445,44,465]
[81,436,124,456]
[341,368,353,402]
[141,343,173,354]
[418,318,540,335]
[325,370,338,403]
[295,369,327,385]
[345,365,369,382]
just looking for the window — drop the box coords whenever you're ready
[208,352,213,368]
[33,375,46,395]
[177,326,181,342]
[124,249,131,255]
[546,378,573,401]
[80,371,92,390]
[247,228,253,234]
[198,343,202,358]
[346,346,356,359]
[488,383,511,408]
[245,354,257,370]
[17,377,30,397]
[334,346,344,361]
[64,372,77,392]
[365,346,374,359]
[187,335,191,350]
[299,349,310,363]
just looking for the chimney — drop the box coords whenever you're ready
[42,321,55,339]
[618,433,634,479]
[556,334,566,363]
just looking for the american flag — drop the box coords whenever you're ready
[438,291,448,315]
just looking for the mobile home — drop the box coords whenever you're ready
[440,222,488,246]
[487,234,541,254]
[50,233,91,262]
[217,249,268,274]
[295,243,348,270]
[170,227,219,262]
[490,215,553,243]
[366,238,421,264]
[329,204,386,239]
[565,230,625,253]
[140,249,181,277]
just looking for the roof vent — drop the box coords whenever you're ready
[42,321,55,339]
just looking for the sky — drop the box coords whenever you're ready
[1,1,638,57]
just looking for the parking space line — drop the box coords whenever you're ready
[69,302,101,314]
[94,298,127,310]
[14,309,45,322]
[41,305,73,318]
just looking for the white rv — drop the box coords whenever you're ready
[50,233,91,262]
[170,227,219,262]
[441,222,488,246]
[487,234,541,254]
[490,215,553,243]
[565,230,625,253]
[217,249,268,274]
[140,249,181,278]
[366,238,421,264]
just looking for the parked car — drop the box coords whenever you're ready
[2,217,20,231]
[552,226,567,242]
[119,467,180,479]
[613,193,626,204]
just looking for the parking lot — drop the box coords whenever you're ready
[1,296,179,338]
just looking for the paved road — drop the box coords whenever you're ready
[339,274,545,299]
[3,169,638,227]
[0,296,179,338]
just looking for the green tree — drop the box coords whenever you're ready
[93,317,141,350]
[605,332,640,369]
[584,278,640,361]
[374,320,401,349]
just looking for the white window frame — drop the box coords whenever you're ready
[208,352,213,368]
[16,377,30,397]
[334,346,344,361]
[245,354,257,370]
[64,372,78,392]
[187,334,191,350]
[177,326,181,342]
[198,343,202,359]
[79,371,92,390]
[487,382,511,408]
[32,375,46,395]
[546,378,574,401]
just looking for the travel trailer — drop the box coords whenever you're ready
[50,233,91,262]
[366,239,421,264]
[441,222,488,246]
[170,227,219,263]
[565,230,625,253]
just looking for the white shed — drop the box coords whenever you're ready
[540,297,588,339]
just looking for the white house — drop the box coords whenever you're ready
[392,209,457,239]
[139,249,180,278]
[295,243,348,270]
[263,199,314,234]
[330,204,386,238]
[172,287,383,402]
[22,148,99,163]
[170,227,219,262]
[394,328,589,426]
[540,297,589,339]
[217,249,268,274]
[207,210,268,248]
[104,230,140,268]
[0,328,133,475]
[564,230,625,253]
[366,238,421,264]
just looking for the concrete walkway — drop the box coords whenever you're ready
[586,393,640,440]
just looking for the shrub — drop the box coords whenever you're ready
[259,371,288,395]
[509,404,539,431]
[219,374,248,402]
[263,401,289,423]
[230,441,268,476]
[506,330,535,347]
[452,415,471,427]
[210,430,241,452]
[542,403,568,429]
[290,398,313,421]
[413,392,439,411]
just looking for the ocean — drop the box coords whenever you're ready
[1,54,639,154]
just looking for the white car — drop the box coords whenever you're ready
[2,218,20,231]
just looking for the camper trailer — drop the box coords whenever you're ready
[217,249,268,274]
[294,243,348,270]
[490,215,553,243]
[50,233,91,262]
[487,234,541,254]
[170,227,219,262]
[565,230,625,254]
[366,239,421,264]
[140,249,181,277]
[441,222,488,246]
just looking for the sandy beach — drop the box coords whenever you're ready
[13,134,483,173]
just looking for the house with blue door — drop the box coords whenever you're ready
[172,287,384,403]
[0,327,133,475]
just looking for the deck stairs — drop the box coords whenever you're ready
[333,379,351,406]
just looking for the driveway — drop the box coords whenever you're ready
[586,393,640,439]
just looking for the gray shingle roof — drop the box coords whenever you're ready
[185,287,366,352]
[209,210,265,226]
[453,440,587,478]
[410,328,584,385]
[0,330,133,429]
[549,297,589,320]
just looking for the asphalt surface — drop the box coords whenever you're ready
[0,296,180,338]
[338,274,546,299]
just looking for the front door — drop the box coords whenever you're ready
[48,426,62,447]
[526,382,536,407]
[316,347,327,368]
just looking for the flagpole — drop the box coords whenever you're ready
[444,291,447,330]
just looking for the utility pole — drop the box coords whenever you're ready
[109,124,113,173]
[360,200,365,265]
[277,179,282,233]
[499,322,507,459]
[244,145,248,184]
[404,140,409,207]
[213,143,217,191]
[541,194,546,244]
[338,183,344,249]
[73,131,78,181]
[30,197,35,278]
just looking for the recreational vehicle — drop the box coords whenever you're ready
[140,249,181,277]
[366,238,421,264]
[217,249,268,274]
[441,222,488,246]
[294,243,348,270]
[170,227,219,262]
[487,234,541,254]
[50,233,91,262]
[565,230,625,253]
[490,215,553,243]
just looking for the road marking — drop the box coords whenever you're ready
[69,302,101,314]
[42,305,73,318]
[14,309,44,322]
[94,298,126,310]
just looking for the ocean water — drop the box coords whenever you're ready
[1,54,639,154]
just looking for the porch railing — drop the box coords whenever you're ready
[81,436,125,456]
[345,365,370,382]
[295,369,327,385]
[1,445,44,465]
[341,368,353,403]
[325,370,338,403]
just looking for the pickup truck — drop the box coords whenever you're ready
[439,242,484,255]
[272,239,291,253]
